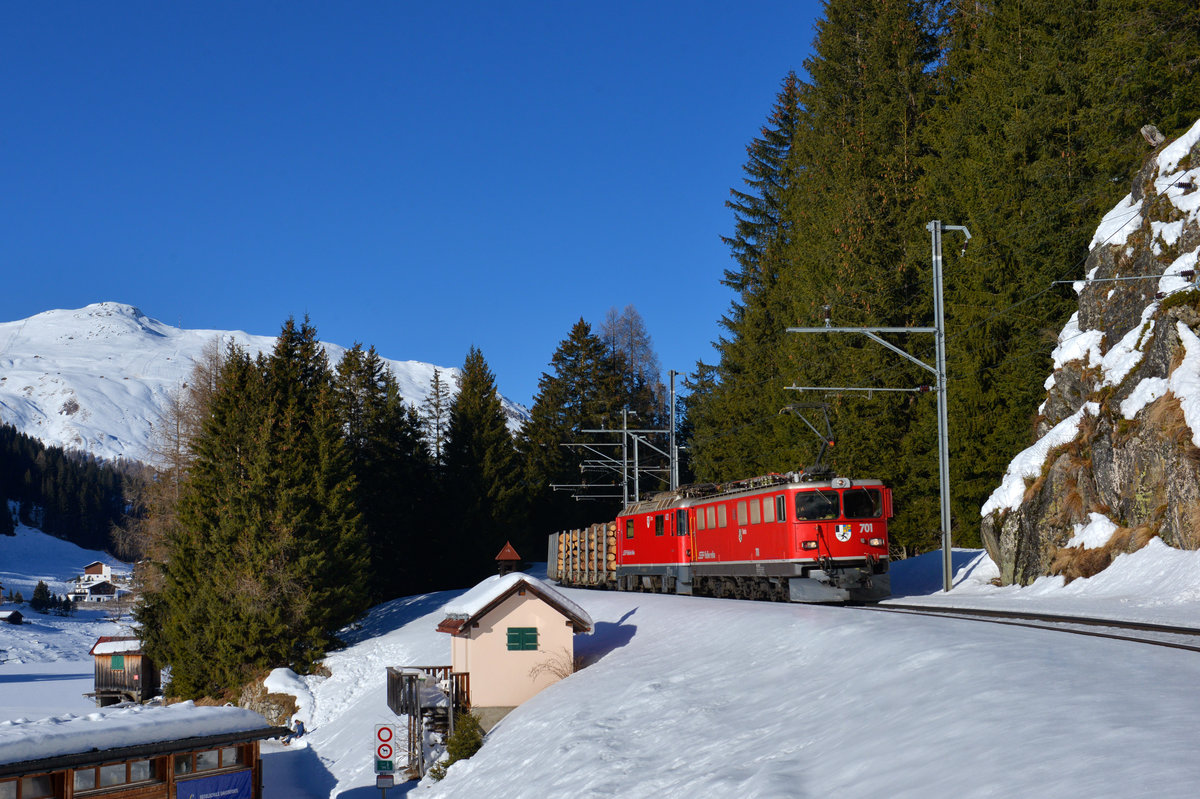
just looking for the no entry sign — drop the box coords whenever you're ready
[375,725,396,774]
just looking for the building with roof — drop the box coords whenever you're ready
[0,703,286,799]
[88,637,160,707]
[436,572,592,729]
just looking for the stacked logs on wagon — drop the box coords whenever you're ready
[554,522,616,587]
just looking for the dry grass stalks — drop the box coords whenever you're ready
[1050,523,1158,583]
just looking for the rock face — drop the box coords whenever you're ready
[981,120,1200,585]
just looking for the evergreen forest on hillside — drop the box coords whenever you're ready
[0,423,130,548]
[685,0,1200,556]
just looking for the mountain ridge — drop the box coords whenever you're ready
[0,302,528,464]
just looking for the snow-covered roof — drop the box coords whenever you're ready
[0,702,274,768]
[439,573,593,633]
[90,637,144,656]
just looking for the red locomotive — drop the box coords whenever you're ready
[549,470,892,603]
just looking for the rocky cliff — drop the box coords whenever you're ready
[981,120,1200,585]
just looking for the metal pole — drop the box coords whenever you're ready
[928,220,954,593]
[669,370,678,490]
[621,408,629,508]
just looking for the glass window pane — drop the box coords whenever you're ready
[624,518,634,539]
[175,755,194,776]
[21,775,53,798]
[196,750,220,770]
[654,515,664,536]
[21,776,53,798]
[776,495,786,522]
[100,763,126,787]
[74,769,97,791]
[675,510,688,536]
[842,488,883,519]
[750,500,761,524]
[0,779,14,799]
[706,507,716,529]
[130,758,156,781]
[762,498,774,523]
[795,491,839,521]
[736,502,747,525]
[718,505,727,528]
[221,747,244,767]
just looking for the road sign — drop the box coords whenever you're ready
[374,725,396,774]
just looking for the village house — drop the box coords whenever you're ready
[0,702,286,799]
[435,570,592,730]
[67,563,128,604]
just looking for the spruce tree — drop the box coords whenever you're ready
[420,368,452,467]
[520,319,616,536]
[443,347,524,577]
[334,345,433,599]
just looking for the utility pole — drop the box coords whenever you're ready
[928,220,970,593]
[669,370,679,490]
[787,220,969,594]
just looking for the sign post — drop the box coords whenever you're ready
[375,725,396,796]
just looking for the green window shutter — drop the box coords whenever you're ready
[111,654,125,671]
[506,627,538,651]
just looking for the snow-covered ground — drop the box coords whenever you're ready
[3,518,1198,797]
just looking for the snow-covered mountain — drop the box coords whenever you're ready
[0,302,527,464]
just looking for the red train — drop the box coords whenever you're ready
[549,471,892,603]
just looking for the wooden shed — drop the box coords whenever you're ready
[0,704,287,799]
[88,637,160,707]
[0,611,21,626]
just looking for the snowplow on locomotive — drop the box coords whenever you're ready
[548,470,892,603]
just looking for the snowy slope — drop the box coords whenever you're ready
[0,302,528,463]
[4,520,1200,798]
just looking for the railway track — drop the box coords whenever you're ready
[855,602,1200,652]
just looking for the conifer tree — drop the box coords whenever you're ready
[420,368,452,466]
[925,0,1200,535]
[334,344,433,599]
[443,347,524,577]
[520,319,616,535]
[141,320,370,698]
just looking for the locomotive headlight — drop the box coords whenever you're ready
[801,540,818,550]
[868,537,885,548]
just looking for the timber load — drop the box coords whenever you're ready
[547,522,617,589]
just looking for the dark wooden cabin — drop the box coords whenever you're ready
[88,637,160,707]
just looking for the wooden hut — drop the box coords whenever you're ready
[88,637,160,707]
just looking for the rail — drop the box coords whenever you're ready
[855,603,1200,653]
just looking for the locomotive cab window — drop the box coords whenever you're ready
[843,488,883,519]
[776,494,786,522]
[654,515,665,536]
[795,490,839,521]
[625,518,634,539]
[676,510,689,536]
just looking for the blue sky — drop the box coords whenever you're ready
[1,1,823,407]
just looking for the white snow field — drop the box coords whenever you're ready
[3,519,1199,798]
